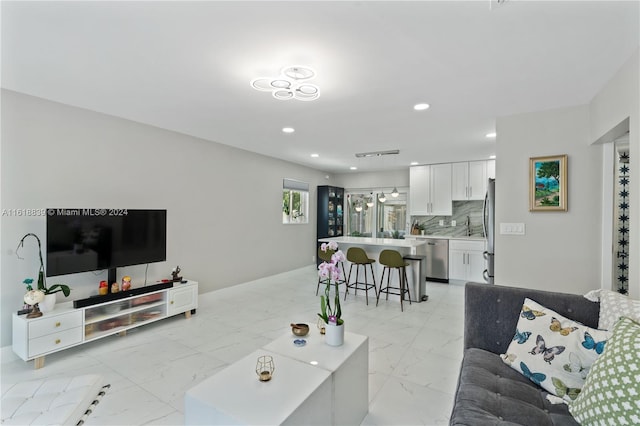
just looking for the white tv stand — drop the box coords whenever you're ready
[12,280,198,369]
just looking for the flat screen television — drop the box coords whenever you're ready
[46,209,167,286]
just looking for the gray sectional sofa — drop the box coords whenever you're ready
[450,282,600,426]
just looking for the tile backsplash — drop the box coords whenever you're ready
[412,200,485,237]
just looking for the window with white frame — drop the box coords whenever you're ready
[282,179,309,224]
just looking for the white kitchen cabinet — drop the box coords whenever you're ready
[487,159,496,179]
[449,240,486,282]
[409,164,452,216]
[452,160,491,200]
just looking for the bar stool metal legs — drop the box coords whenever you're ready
[377,249,412,311]
[344,247,377,305]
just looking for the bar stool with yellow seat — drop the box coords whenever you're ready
[315,246,347,296]
[377,249,412,311]
[344,247,377,305]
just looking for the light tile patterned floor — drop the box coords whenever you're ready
[1,265,465,425]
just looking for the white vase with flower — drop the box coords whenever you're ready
[317,241,346,346]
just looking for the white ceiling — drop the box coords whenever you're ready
[2,1,639,173]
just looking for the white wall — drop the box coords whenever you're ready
[495,50,639,296]
[0,90,330,347]
[589,50,639,299]
[495,104,603,294]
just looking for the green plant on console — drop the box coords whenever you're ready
[17,233,71,297]
[317,241,345,326]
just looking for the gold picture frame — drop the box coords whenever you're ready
[529,154,567,212]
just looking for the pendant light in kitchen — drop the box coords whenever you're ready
[366,193,374,207]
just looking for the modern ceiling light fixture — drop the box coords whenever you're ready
[413,103,430,111]
[251,66,320,101]
[391,187,399,198]
[486,132,497,138]
[378,192,386,203]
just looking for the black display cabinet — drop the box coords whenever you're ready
[317,186,344,264]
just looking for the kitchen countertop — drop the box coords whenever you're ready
[318,236,426,248]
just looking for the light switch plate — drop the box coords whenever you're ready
[451,220,456,227]
[500,223,526,235]
[439,220,444,226]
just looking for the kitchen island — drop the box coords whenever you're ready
[318,236,427,256]
[318,236,428,302]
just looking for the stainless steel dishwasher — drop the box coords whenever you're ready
[425,238,449,283]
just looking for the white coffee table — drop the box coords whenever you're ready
[184,349,332,425]
[263,330,369,426]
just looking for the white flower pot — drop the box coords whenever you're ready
[325,323,344,346]
[39,294,57,313]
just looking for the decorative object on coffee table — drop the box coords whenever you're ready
[256,355,275,381]
[317,241,346,346]
[317,317,326,335]
[291,323,309,337]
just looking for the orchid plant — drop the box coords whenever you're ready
[17,233,70,296]
[317,241,346,326]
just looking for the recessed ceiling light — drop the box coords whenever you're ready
[486,132,497,138]
[410,161,419,166]
[489,155,496,159]
[350,166,357,170]
[414,103,430,111]
[310,153,319,158]
[282,127,295,133]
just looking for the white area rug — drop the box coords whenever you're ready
[1,374,109,426]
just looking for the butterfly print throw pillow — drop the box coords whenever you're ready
[501,298,610,402]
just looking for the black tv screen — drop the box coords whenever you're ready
[46,209,167,277]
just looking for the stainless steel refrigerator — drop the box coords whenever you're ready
[483,178,495,284]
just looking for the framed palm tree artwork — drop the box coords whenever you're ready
[529,154,568,212]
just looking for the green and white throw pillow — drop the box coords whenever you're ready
[569,316,640,424]
[501,298,611,403]
[587,289,640,331]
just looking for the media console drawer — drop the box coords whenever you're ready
[28,311,83,339]
[29,327,83,358]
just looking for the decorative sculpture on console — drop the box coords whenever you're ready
[171,266,182,282]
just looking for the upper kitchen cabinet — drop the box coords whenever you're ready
[487,159,495,179]
[409,164,452,216]
[452,160,494,200]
